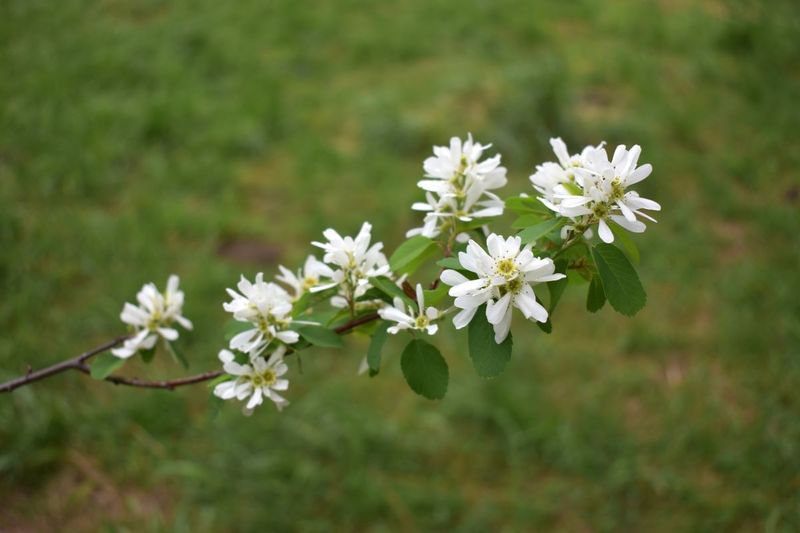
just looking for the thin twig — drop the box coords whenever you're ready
[334,312,379,334]
[0,313,384,394]
[72,364,225,390]
[0,336,128,394]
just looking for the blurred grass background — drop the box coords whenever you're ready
[1,0,799,530]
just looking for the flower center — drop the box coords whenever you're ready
[302,276,318,290]
[495,258,523,296]
[458,155,468,173]
[609,177,625,201]
[499,276,524,297]
[147,311,165,331]
[252,369,277,387]
[592,202,610,219]
[495,258,517,278]
[414,315,429,329]
[257,314,289,336]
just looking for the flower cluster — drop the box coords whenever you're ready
[312,222,392,311]
[531,138,660,243]
[530,138,601,204]
[215,222,396,413]
[103,132,658,416]
[223,273,306,354]
[407,134,507,240]
[216,269,320,412]
[441,234,565,343]
[112,275,192,358]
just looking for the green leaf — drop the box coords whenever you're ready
[165,341,189,369]
[467,308,513,377]
[436,257,463,270]
[140,346,156,364]
[609,222,640,265]
[558,240,590,261]
[505,196,550,216]
[423,283,449,307]
[358,287,393,304]
[547,259,569,313]
[370,276,414,307]
[367,322,390,376]
[293,286,339,317]
[400,339,448,399]
[207,394,225,422]
[558,243,592,284]
[389,236,437,275]
[292,338,312,352]
[292,291,311,315]
[591,243,646,316]
[206,374,232,389]
[296,325,344,348]
[291,291,313,316]
[511,213,546,230]
[224,320,252,342]
[586,274,606,313]
[303,309,340,327]
[457,217,494,231]
[327,308,372,329]
[536,319,552,334]
[90,352,126,379]
[566,269,590,285]
[517,218,565,245]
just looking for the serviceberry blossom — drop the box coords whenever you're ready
[441,234,566,343]
[379,283,442,335]
[407,134,507,239]
[535,140,660,244]
[223,273,306,354]
[562,144,660,243]
[311,222,391,308]
[277,255,335,301]
[112,275,192,358]
[530,137,601,203]
[213,347,290,414]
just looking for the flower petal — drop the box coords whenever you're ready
[453,306,478,329]
[598,219,614,243]
[486,293,512,325]
[440,269,469,286]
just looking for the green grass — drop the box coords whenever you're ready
[2,0,799,530]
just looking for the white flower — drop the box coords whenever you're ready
[112,275,193,359]
[213,347,290,414]
[529,162,571,203]
[223,273,304,354]
[379,284,441,335]
[440,234,565,343]
[312,222,389,276]
[532,139,660,244]
[420,134,508,193]
[276,255,335,301]
[311,222,391,306]
[555,144,660,243]
[407,190,505,239]
[407,134,507,239]
[531,137,602,204]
